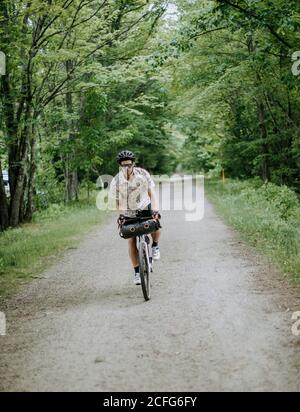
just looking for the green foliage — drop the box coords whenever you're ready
[167,0,300,191]
[1,0,300,231]
[206,178,300,280]
[257,183,299,220]
[0,0,174,227]
[0,198,107,296]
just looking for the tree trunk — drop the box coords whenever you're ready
[9,103,32,227]
[1,1,35,228]
[64,154,69,203]
[68,170,79,201]
[9,154,27,227]
[1,59,18,205]
[0,160,9,231]
[19,172,27,223]
[25,135,37,221]
[248,36,271,183]
[64,60,78,202]
[9,169,25,227]
[258,102,271,182]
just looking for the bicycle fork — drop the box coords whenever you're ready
[145,235,153,273]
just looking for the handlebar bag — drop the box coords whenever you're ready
[120,219,161,239]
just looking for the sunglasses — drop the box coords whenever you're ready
[120,163,134,169]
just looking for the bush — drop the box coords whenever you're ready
[206,178,300,281]
[257,183,299,220]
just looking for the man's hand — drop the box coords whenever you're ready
[152,210,161,220]
[117,214,126,226]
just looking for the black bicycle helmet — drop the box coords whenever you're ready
[117,150,135,164]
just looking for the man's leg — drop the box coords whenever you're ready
[128,237,141,285]
[151,229,161,244]
[151,230,161,260]
[128,237,139,267]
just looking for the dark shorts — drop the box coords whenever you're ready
[137,203,152,217]
[124,204,152,223]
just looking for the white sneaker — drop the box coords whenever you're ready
[134,273,141,285]
[152,246,160,261]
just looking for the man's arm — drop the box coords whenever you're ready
[148,187,159,213]
[116,199,128,226]
[109,177,123,223]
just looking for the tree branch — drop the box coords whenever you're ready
[217,0,293,49]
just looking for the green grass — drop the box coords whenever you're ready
[205,178,300,282]
[0,196,110,297]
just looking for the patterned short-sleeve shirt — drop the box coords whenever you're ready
[109,167,155,216]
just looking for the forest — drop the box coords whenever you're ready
[1,0,300,231]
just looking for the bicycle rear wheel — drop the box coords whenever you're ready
[139,237,151,301]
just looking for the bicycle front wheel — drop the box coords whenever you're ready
[139,238,151,301]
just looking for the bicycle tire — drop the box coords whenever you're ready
[139,238,151,301]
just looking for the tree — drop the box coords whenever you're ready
[0,0,170,228]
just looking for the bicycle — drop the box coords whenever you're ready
[119,212,161,301]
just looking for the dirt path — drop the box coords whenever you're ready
[0,190,300,392]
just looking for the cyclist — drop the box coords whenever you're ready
[109,150,161,285]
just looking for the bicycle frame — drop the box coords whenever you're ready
[122,214,155,301]
[137,233,152,301]
[137,233,152,271]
